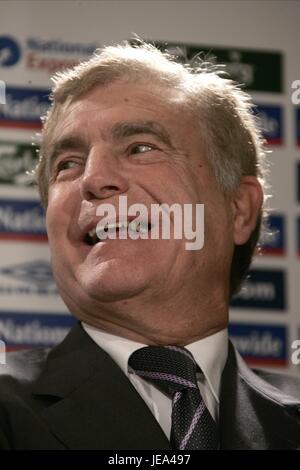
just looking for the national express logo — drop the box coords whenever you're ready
[0,35,98,74]
[0,36,21,67]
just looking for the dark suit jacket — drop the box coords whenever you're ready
[0,322,300,449]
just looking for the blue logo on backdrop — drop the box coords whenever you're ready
[0,198,46,241]
[0,36,21,67]
[230,269,286,310]
[0,87,50,129]
[0,260,58,296]
[296,108,300,147]
[26,37,97,55]
[255,105,283,145]
[0,312,75,349]
[260,214,285,255]
[0,260,54,290]
[228,323,287,366]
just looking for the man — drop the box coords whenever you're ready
[0,41,299,450]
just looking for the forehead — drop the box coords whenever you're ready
[52,81,192,139]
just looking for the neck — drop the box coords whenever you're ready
[67,284,229,346]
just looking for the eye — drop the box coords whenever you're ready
[130,143,156,155]
[56,159,80,172]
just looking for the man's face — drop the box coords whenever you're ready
[46,81,234,326]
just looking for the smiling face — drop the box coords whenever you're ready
[45,81,235,342]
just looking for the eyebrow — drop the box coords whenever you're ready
[107,120,175,149]
[49,136,88,169]
[49,120,175,169]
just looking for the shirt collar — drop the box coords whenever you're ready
[82,322,228,402]
[185,329,228,403]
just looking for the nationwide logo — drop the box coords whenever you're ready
[0,311,75,350]
[0,36,21,67]
[254,105,283,145]
[230,269,286,310]
[0,199,46,241]
[0,142,39,186]
[229,323,287,366]
[296,107,300,147]
[0,86,50,129]
[259,214,285,256]
[0,260,57,296]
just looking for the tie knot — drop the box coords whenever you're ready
[128,345,198,396]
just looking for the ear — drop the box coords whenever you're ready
[232,176,263,246]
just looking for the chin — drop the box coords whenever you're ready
[77,271,149,303]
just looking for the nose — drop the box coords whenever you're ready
[80,146,129,201]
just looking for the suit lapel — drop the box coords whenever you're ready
[31,325,300,450]
[32,323,170,450]
[220,342,300,449]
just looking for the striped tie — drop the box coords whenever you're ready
[128,345,218,450]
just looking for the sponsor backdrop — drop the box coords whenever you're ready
[0,1,299,376]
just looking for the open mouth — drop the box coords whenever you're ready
[84,221,152,246]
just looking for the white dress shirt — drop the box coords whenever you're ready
[82,322,228,439]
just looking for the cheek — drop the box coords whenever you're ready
[46,186,76,242]
[204,204,234,259]
[48,181,80,213]
[45,208,60,250]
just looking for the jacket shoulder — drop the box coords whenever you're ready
[253,368,300,403]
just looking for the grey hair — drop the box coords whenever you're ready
[36,40,267,296]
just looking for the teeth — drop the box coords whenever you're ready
[129,221,149,234]
[88,228,97,238]
[141,222,150,233]
[97,221,130,233]
[129,221,138,232]
[96,221,149,233]
[87,220,150,243]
